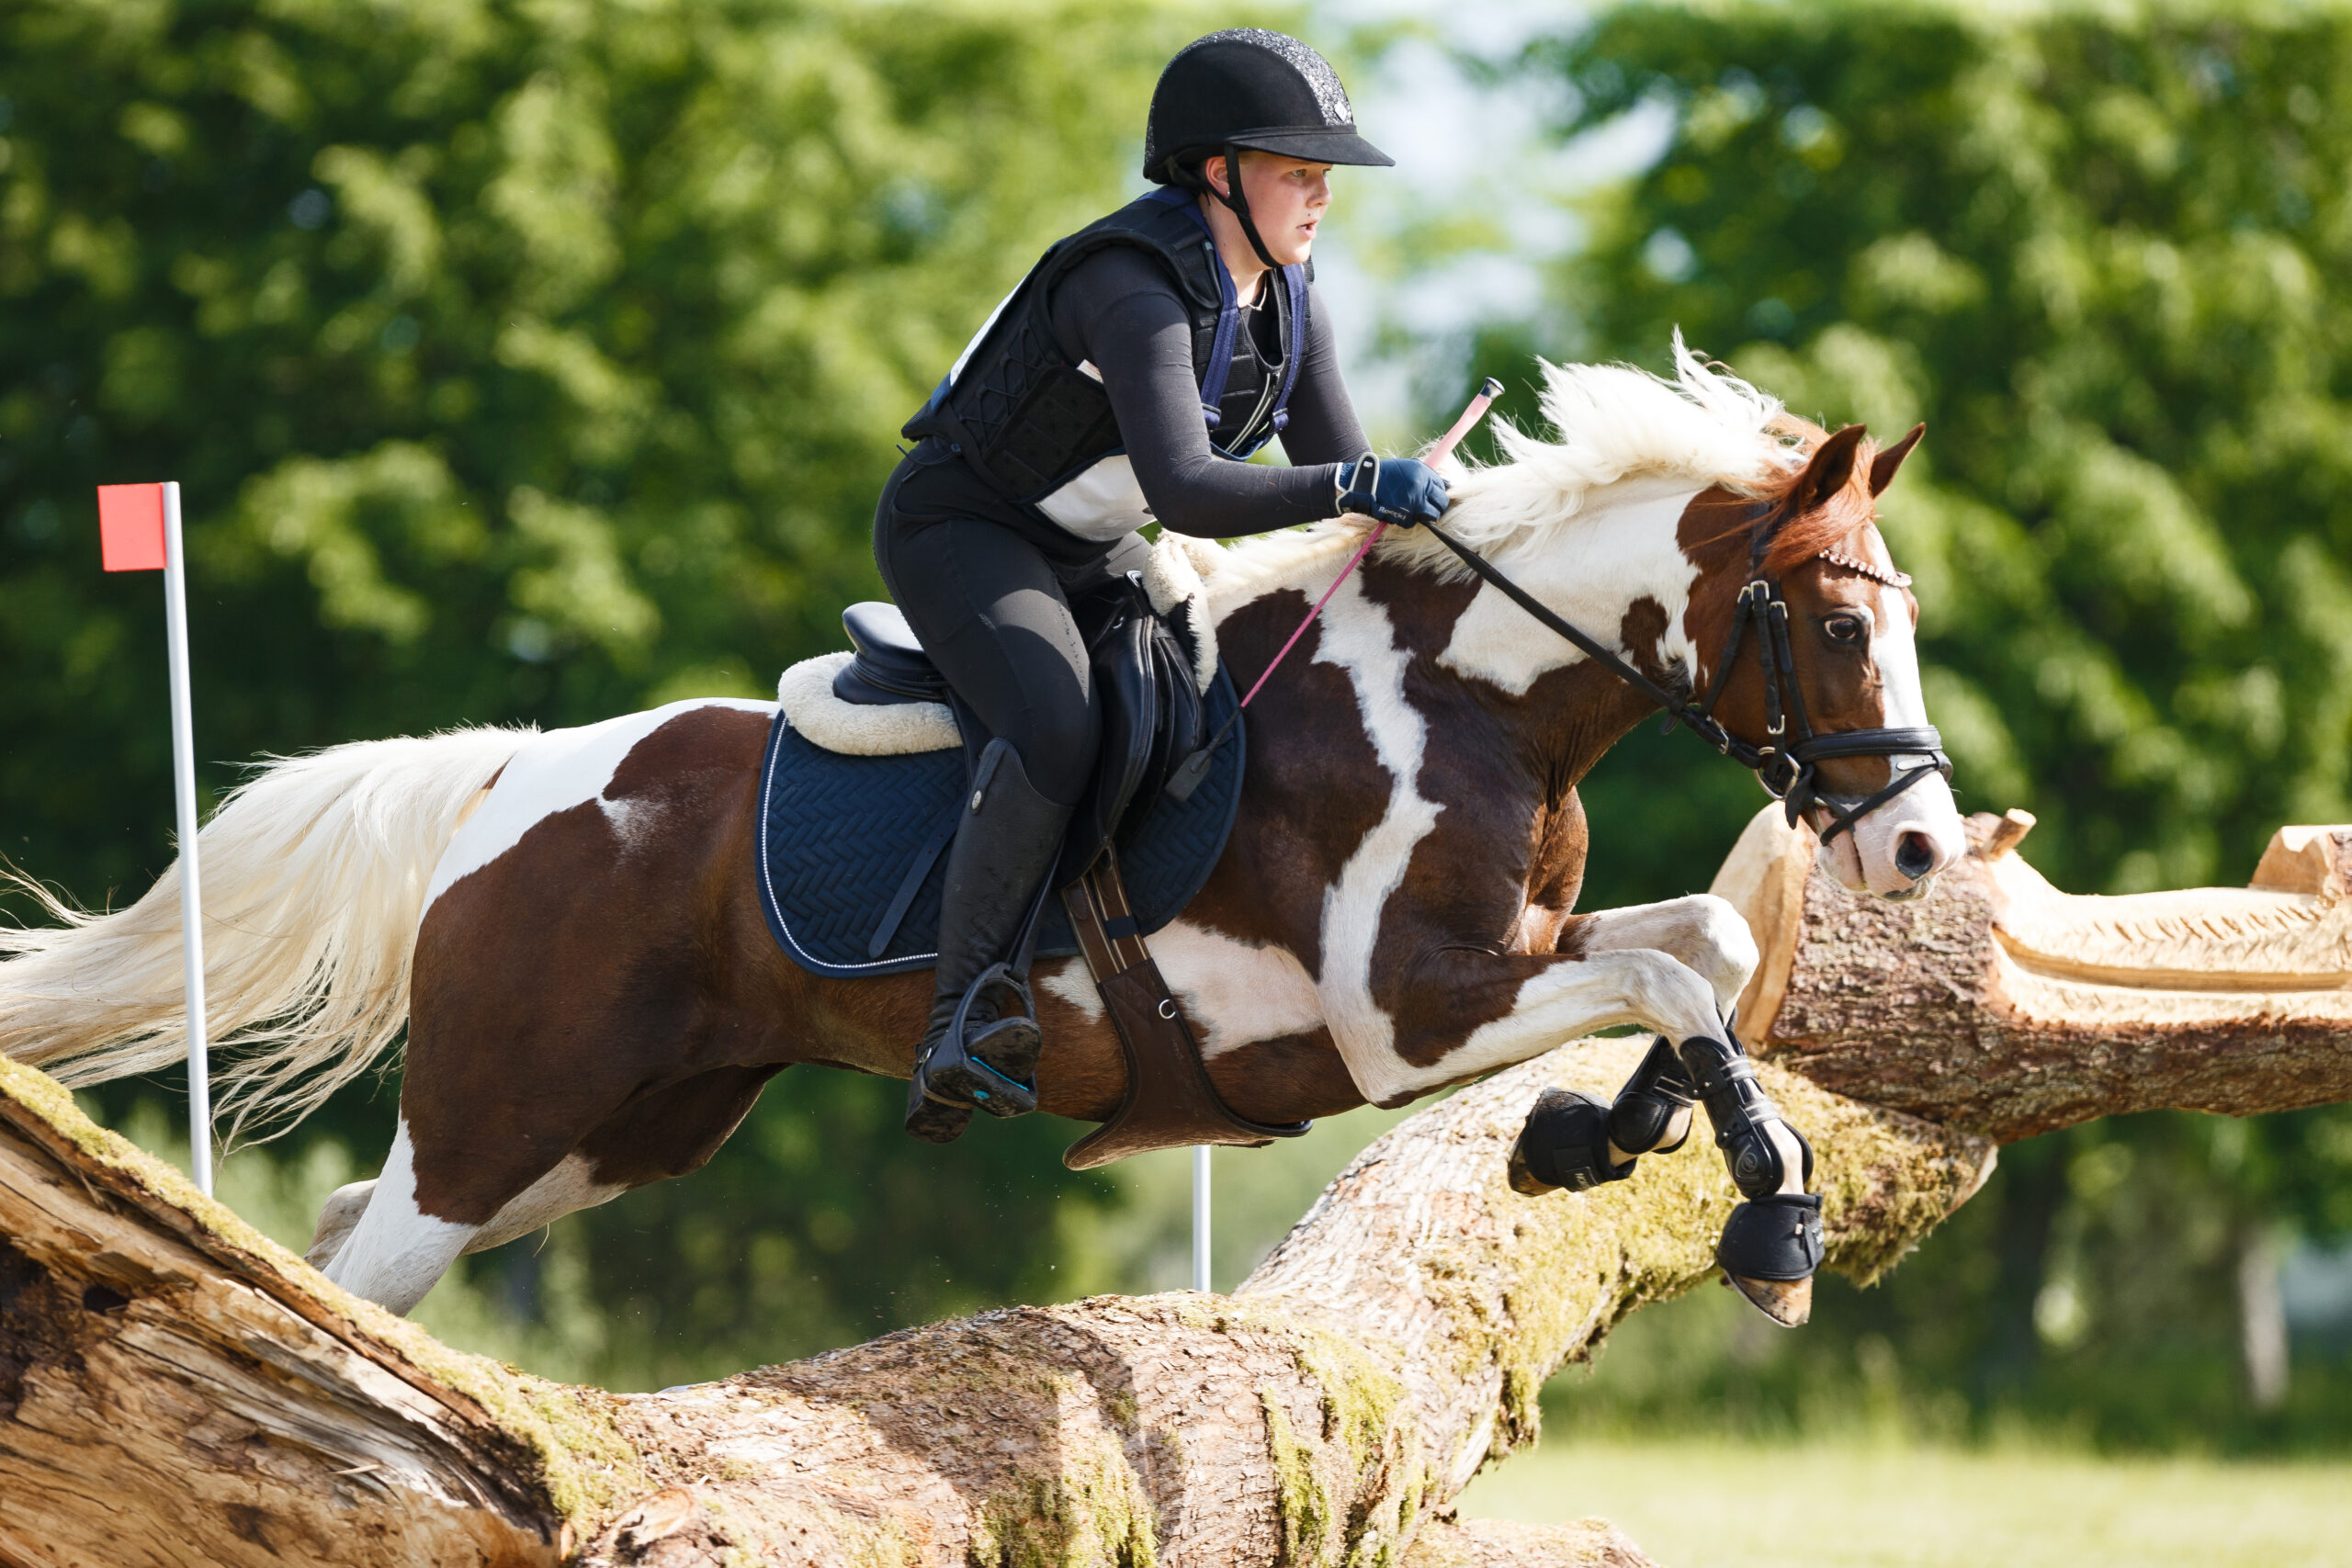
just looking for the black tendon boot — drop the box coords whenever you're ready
[903,740,1073,1144]
[1676,1029,1825,1325]
[1509,1037,1697,1196]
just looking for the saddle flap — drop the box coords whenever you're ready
[1124,615,1204,841]
[1057,606,1157,883]
[838,602,951,705]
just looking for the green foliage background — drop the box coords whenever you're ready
[3,0,2349,1446]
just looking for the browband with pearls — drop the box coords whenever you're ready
[1816,548,1913,588]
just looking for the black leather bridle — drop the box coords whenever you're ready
[1420,523,1952,846]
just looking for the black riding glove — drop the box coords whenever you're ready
[1337,454,1451,527]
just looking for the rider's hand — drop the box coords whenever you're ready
[1337,454,1451,528]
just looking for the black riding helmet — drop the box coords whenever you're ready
[1143,29,1392,269]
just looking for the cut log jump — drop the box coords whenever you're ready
[2,808,2345,1567]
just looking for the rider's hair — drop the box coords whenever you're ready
[1168,148,1221,195]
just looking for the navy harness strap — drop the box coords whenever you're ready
[1269,262,1307,434]
[868,808,960,959]
[1150,186,1244,428]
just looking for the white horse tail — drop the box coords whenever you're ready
[0,726,533,1139]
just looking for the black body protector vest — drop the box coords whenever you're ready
[903,186,1309,542]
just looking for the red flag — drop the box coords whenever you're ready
[97,482,169,571]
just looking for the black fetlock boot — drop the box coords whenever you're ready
[1676,1028,1824,1325]
[904,740,1072,1145]
[1509,1036,1698,1195]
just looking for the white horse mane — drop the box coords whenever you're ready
[1202,334,1805,618]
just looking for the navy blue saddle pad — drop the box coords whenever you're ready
[754,665,1246,978]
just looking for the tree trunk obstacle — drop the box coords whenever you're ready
[3,809,2346,1567]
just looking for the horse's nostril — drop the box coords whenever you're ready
[1894,830,1937,881]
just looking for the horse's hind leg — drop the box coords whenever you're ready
[318,1120,485,1314]
[457,1066,784,1256]
[306,1179,377,1270]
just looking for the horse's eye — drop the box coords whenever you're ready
[1823,615,1868,646]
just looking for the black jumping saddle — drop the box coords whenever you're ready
[834,581,1206,885]
[829,584,1311,1168]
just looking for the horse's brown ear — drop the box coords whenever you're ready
[1869,423,1926,497]
[1796,423,1870,511]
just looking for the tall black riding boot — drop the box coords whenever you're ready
[904,739,1072,1144]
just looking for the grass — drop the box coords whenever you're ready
[1458,1436,2352,1568]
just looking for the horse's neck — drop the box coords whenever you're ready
[1207,478,1702,816]
[1424,475,1709,705]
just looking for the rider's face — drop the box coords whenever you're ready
[1207,153,1333,267]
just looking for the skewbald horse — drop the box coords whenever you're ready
[0,344,1966,1323]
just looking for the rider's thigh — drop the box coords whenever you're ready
[879,513,1099,803]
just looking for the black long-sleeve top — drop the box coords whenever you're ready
[888,244,1370,547]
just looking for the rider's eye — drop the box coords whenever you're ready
[1823,615,1868,646]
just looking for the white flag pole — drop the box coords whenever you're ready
[160,481,212,1196]
[1191,1145,1211,1292]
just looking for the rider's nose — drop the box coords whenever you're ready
[1894,829,1939,882]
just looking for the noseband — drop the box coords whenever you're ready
[1419,525,1952,846]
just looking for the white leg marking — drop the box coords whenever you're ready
[1576,895,1759,1016]
[1374,949,1728,1102]
[460,1154,628,1255]
[1310,578,1445,1100]
[1150,921,1325,1059]
[422,697,775,916]
[305,1179,376,1270]
[321,1120,479,1315]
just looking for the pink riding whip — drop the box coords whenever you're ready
[1164,377,1505,802]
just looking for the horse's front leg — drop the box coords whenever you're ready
[1369,895,1823,1325]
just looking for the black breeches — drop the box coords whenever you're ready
[874,504,1146,807]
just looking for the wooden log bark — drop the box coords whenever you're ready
[3,808,2346,1565]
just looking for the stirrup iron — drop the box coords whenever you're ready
[911,963,1042,1121]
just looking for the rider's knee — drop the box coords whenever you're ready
[1020,702,1101,805]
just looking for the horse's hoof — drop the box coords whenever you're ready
[1726,1271,1813,1326]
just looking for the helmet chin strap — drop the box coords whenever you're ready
[1211,145,1283,272]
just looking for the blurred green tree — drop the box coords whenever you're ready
[1502,0,2352,1448]
[1,0,1193,1383]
